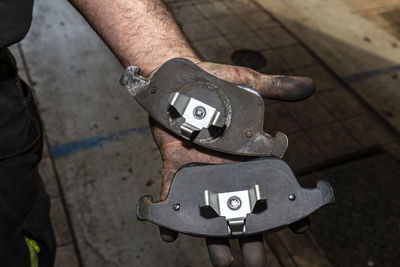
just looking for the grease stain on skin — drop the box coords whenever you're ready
[146,179,155,187]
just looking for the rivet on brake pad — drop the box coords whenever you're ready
[200,185,267,235]
[168,92,225,138]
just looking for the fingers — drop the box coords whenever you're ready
[158,167,180,242]
[255,74,315,102]
[206,238,233,267]
[289,216,310,234]
[239,235,266,267]
[158,168,179,242]
[199,62,314,102]
[159,226,178,242]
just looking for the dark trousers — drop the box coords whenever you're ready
[0,48,56,266]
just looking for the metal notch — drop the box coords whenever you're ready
[200,185,267,235]
[168,92,225,138]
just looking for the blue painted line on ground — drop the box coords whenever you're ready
[343,64,400,83]
[50,126,150,158]
[49,64,400,158]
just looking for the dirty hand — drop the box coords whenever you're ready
[150,60,314,267]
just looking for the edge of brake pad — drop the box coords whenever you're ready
[136,157,335,237]
[120,58,288,157]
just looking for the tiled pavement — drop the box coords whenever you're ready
[11,0,400,266]
[166,1,400,266]
[345,0,400,39]
[167,0,399,173]
[301,153,400,267]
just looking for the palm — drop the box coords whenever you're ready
[150,118,239,199]
[150,61,313,199]
[149,60,314,266]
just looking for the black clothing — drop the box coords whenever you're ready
[0,48,56,266]
[0,0,55,265]
[0,49,41,160]
[0,0,34,49]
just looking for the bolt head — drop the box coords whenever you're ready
[193,106,206,120]
[227,196,242,210]
[245,131,252,138]
[173,203,181,211]
[289,193,296,201]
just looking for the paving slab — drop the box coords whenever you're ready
[17,0,400,266]
[385,141,400,161]
[54,244,80,267]
[317,87,366,119]
[276,45,317,69]
[344,0,400,39]
[226,31,267,51]
[50,198,73,246]
[283,96,336,129]
[258,27,298,48]
[300,153,400,267]
[211,16,251,35]
[265,230,332,267]
[243,11,280,31]
[225,0,259,15]
[21,1,142,146]
[306,122,362,159]
[342,113,398,147]
[196,1,231,19]
[21,0,212,266]
[170,5,204,25]
[254,0,400,134]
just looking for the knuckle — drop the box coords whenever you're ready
[211,256,233,267]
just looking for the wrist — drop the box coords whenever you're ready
[125,53,200,78]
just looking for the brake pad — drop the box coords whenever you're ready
[120,58,288,157]
[137,157,334,237]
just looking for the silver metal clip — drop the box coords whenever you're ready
[200,185,267,235]
[168,92,225,138]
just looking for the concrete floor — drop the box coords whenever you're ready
[10,0,400,266]
[302,153,400,267]
[345,0,400,39]
[255,0,400,134]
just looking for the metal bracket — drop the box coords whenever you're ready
[136,157,335,237]
[200,185,267,235]
[168,92,225,138]
[120,58,288,157]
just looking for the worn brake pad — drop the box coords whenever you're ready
[137,157,334,237]
[120,58,288,157]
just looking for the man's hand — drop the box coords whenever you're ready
[151,61,314,267]
[68,0,313,265]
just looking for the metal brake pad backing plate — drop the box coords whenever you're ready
[120,58,288,157]
[137,157,334,237]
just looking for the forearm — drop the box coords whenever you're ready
[68,0,199,76]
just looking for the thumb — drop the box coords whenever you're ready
[159,168,179,242]
[198,62,315,101]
